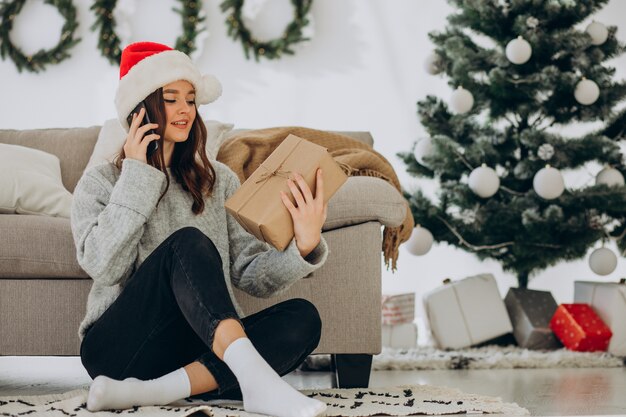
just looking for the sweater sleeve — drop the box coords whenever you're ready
[223,168,329,298]
[70,159,166,287]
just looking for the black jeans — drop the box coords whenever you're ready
[79,226,322,401]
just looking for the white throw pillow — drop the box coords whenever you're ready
[0,144,73,218]
[85,118,234,172]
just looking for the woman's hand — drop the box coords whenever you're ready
[280,168,328,258]
[124,107,160,164]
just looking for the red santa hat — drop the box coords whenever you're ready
[114,41,222,131]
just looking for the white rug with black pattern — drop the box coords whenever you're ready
[299,345,626,371]
[0,384,529,416]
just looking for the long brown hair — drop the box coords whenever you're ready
[113,87,216,215]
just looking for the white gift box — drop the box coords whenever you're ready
[574,280,626,356]
[423,273,513,349]
[382,293,415,325]
[382,322,418,348]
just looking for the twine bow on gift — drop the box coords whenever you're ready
[255,163,292,184]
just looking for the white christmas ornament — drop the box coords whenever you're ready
[506,36,532,64]
[596,167,625,187]
[574,78,600,105]
[413,137,434,165]
[469,164,500,198]
[589,247,618,276]
[406,225,434,256]
[533,165,565,199]
[586,21,609,45]
[424,51,444,75]
[450,86,474,114]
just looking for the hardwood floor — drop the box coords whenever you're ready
[1,356,625,416]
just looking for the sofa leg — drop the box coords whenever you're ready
[330,354,372,388]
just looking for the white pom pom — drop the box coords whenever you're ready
[450,86,474,114]
[469,165,500,198]
[197,73,222,104]
[413,137,434,166]
[424,51,443,75]
[533,165,565,199]
[589,247,618,276]
[574,78,600,105]
[406,225,434,256]
[506,36,532,64]
[586,20,609,45]
[596,167,625,187]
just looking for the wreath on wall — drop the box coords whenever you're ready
[220,0,313,61]
[0,0,81,73]
[90,0,207,66]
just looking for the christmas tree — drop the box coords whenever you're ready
[398,0,626,288]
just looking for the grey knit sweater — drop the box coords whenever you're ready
[70,158,329,342]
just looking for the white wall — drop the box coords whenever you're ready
[2,0,626,318]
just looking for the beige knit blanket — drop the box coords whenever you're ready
[216,126,414,271]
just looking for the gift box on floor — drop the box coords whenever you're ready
[382,293,415,325]
[504,287,562,350]
[574,280,626,355]
[550,304,612,352]
[382,322,418,348]
[224,134,348,250]
[423,273,513,349]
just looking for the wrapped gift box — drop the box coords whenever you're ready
[225,134,348,251]
[574,280,626,355]
[382,322,418,348]
[504,287,562,350]
[423,273,513,349]
[382,293,415,325]
[550,304,612,352]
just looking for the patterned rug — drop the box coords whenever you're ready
[0,384,529,416]
[300,345,626,371]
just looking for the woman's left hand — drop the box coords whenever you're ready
[280,168,328,257]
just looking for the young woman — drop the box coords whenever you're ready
[71,41,329,417]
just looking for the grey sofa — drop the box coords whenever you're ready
[0,125,408,388]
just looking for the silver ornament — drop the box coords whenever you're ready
[450,86,474,114]
[596,167,625,187]
[575,78,600,105]
[506,36,532,65]
[406,225,434,256]
[589,247,618,276]
[586,21,609,46]
[537,144,555,161]
[533,165,565,199]
[526,17,539,28]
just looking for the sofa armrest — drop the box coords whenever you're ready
[323,176,407,231]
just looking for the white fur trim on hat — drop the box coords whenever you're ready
[115,50,222,131]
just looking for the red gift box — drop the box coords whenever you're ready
[550,304,612,352]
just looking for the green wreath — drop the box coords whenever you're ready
[220,0,313,61]
[90,0,206,66]
[0,0,81,73]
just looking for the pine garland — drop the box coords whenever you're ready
[220,0,313,61]
[90,0,206,66]
[0,0,81,73]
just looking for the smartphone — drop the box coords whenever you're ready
[126,101,159,158]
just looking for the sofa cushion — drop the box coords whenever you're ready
[0,144,73,218]
[0,175,404,279]
[0,126,100,193]
[0,214,87,279]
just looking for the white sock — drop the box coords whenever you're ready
[222,337,326,417]
[86,367,191,412]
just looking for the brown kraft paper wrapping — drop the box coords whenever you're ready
[224,134,348,251]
